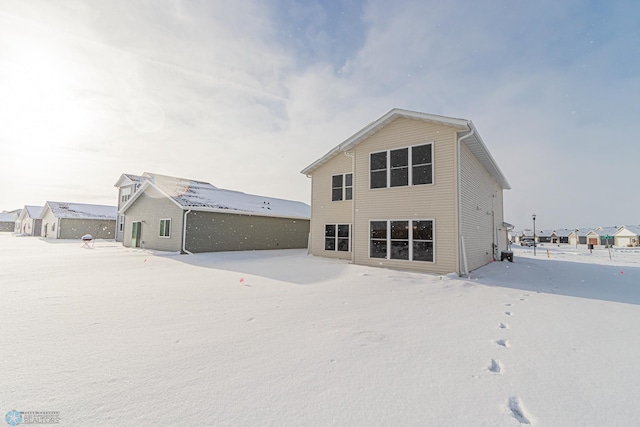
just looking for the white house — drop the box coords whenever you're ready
[16,205,44,236]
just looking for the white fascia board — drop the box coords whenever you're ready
[463,122,511,190]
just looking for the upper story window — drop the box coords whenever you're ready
[121,187,132,203]
[370,143,433,189]
[331,173,353,201]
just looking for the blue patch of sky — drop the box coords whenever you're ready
[270,0,368,72]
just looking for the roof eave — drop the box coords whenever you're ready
[301,108,470,175]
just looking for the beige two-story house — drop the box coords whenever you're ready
[301,108,511,275]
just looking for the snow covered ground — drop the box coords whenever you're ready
[1,234,639,426]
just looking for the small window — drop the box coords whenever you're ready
[325,224,351,252]
[119,215,124,232]
[52,223,56,231]
[159,219,171,238]
[331,173,353,201]
[345,173,353,200]
[331,175,343,201]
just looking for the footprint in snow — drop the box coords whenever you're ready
[508,396,532,424]
[488,359,502,373]
[504,303,512,307]
[505,312,514,316]
[496,339,510,348]
[246,317,255,323]
[499,322,509,329]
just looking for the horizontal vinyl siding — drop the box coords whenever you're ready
[309,152,353,260]
[185,211,310,253]
[459,141,502,271]
[58,219,116,240]
[123,186,184,252]
[353,117,459,274]
[40,209,58,238]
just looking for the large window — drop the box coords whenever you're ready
[370,143,433,189]
[369,220,434,262]
[325,224,351,251]
[331,173,353,201]
[159,219,171,238]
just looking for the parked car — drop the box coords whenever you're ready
[521,239,535,247]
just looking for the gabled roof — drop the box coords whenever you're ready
[300,108,510,190]
[0,213,15,222]
[42,202,117,220]
[114,173,144,188]
[18,205,44,220]
[120,173,310,220]
[554,228,573,238]
[588,226,618,237]
[615,225,640,236]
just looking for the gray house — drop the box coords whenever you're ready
[16,205,43,236]
[119,173,310,253]
[114,174,144,242]
[39,202,117,239]
[0,209,20,232]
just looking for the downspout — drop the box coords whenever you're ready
[182,209,193,255]
[345,151,355,264]
[305,174,312,255]
[457,127,475,276]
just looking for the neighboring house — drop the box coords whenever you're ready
[0,212,15,232]
[568,228,590,246]
[119,173,310,253]
[114,174,144,242]
[614,225,640,247]
[538,230,553,243]
[39,202,117,239]
[300,108,511,275]
[586,226,618,246]
[16,205,44,236]
[553,228,572,244]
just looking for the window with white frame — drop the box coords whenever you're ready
[119,215,124,232]
[331,173,353,201]
[370,143,433,189]
[121,187,132,203]
[369,220,433,261]
[325,224,351,251]
[159,219,171,238]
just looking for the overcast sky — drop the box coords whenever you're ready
[1,0,638,230]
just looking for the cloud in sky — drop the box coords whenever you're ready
[0,0,638,230]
